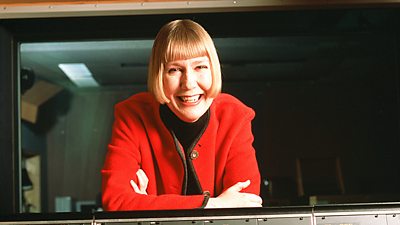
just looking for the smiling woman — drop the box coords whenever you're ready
[101,19,262,210]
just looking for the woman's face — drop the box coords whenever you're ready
[163,56,214,122]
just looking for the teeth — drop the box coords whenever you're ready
[180,95,200,103]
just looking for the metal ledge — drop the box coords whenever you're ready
[0,0,400,19]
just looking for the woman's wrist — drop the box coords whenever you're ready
[202,191,213,208]
[205,198,219,208]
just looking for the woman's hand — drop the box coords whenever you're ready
[130,169,148,195]
[205,180,262,208]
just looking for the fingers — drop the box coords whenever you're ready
[130,169,149,195]
[228,180,251,192]
[130,179,141,193]
[136,169,149,194]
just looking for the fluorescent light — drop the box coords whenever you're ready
[58,63,99,87]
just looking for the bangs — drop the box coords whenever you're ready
[148,19,222,103]
[164,32,208,63]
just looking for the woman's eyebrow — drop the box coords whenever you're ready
[191,59,210,65]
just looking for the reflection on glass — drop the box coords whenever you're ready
[19,33,400,213]
[20,40,152,212]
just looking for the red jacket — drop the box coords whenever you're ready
[101,92,260,211]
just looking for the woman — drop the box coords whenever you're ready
[101,19,262,210]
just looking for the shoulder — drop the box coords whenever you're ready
[211,93,255,120]
[118,92,156,105]
[115,92,158,115]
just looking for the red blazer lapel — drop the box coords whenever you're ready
[146,106,184,195]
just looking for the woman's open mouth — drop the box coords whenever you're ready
[178,94,202,104]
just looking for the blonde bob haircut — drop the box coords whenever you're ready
[148,19,222,104]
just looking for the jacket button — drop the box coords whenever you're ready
[190,150,199,160]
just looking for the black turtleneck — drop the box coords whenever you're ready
[160,104,209,195]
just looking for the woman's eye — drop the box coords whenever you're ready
[168,68,180,73]
[196,65,209,70]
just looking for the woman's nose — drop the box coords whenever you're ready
[180,70,196,90]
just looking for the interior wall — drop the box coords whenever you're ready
[40,87,145,211]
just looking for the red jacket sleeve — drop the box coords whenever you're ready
[220,106,261,195]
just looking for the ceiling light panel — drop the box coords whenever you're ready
[58,63,99,87]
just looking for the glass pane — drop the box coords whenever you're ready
[19,33,400,213]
